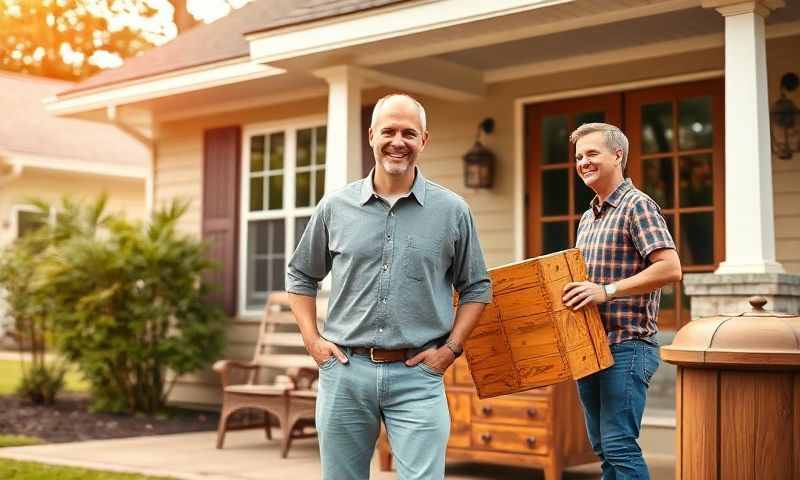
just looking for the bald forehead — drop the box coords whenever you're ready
[371,95,427,131]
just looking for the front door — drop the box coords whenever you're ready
[525,79,724,331]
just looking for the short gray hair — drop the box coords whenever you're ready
[569,122,629,172]
[371,93,427,132]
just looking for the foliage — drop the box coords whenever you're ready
[0,0,172,81]
[0,202,67,404]
[33,197,226,414]
[0,459,174,479]
[16,362,66,405]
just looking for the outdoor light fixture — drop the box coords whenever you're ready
[463,117,496,189]
[770,72,800,160]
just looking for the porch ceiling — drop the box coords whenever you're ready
[437,7,725,71]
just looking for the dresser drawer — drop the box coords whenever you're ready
[471,397,549,426]
[471,423,550,455]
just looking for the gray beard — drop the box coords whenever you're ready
[379,157,413,176]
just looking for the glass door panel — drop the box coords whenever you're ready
[526,94,622,257]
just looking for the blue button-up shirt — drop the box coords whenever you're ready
[287,168,492,349]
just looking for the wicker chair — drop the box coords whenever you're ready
[213,292,324,457]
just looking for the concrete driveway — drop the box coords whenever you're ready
[0,429,675,479]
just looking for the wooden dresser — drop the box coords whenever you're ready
[378,356,598,480]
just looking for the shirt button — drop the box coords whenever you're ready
[383,264,389,271]
[386,234,391,240]
[378,328,384,333]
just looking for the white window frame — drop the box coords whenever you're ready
[10,204,56,239]
[239,115,327,319]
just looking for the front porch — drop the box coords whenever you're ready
[0,428,677,480]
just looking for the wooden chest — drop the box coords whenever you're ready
[466,249,613,398]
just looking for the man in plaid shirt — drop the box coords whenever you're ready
[562,123,682,479]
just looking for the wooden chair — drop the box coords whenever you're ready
[213,292,325,457]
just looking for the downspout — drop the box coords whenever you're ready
[106,105,156,214]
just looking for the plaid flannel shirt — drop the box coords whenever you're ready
[575,178,676,345]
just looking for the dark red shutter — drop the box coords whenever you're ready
[202,126,241,316]
[362,104,375,177]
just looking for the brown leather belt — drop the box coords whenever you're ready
[350,347,409,363]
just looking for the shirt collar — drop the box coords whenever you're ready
[359,167,427,207]
[590,178,632,215]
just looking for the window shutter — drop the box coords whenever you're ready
[362,104,375,177]
[202,126,241,316]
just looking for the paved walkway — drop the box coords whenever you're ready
[0,428,675,479]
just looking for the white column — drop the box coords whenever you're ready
[711,1,784,274]
[313,66,364,194]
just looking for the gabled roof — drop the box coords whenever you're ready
[60,0,408,96]
[1,71,148,178]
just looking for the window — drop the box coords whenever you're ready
[240,119,327,314]
[12,205,54,239]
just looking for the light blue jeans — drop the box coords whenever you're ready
[315,349,450,480]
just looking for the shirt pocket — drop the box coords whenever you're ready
[403,234,441,282]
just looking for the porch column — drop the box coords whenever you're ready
[709,0,784,274]
[685,1,798,318]
[313,66,364,193]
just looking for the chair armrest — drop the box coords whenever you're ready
[286,367,319,391]
[213,360,260,387]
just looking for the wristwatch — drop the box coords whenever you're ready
[603,283,618,301]
[445,339,463,358]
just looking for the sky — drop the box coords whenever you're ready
[59,0,253,69]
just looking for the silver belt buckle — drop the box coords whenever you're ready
[369,347,387,363]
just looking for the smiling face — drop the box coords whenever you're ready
[368,96,428,177]
[574,131,623,193]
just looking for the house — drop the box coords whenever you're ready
[45,0,800,457]
[0,71,149,339]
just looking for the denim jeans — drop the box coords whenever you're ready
[315,350,450,480]
[576,339,660,480]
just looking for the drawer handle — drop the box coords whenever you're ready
[480,433,492,443]
[526,436,537,448]
[526,407,538,418]
[481,406,493,416]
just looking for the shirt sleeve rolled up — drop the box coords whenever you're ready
[286,200,332,297]
[452,208,492,305]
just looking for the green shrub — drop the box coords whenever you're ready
[0,202,65,404]
[36,199,226,414]
[16,362,66,405]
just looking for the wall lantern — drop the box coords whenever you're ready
[770,72,800,160]
[463,118,496,189]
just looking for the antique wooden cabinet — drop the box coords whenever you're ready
[377,357,597,479]
[443,356,596,480]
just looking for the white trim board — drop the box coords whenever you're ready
[248,0,575,64]
[5,151,148,179]
[46,58,285,116]
[511,69,724,261]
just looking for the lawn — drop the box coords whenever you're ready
[0,359,89,395]
[0,435,42,448]
[0,459,174,479]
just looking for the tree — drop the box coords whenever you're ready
[0,0,173,81]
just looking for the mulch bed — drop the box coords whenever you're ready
[0,394,222,444]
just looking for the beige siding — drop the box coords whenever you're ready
[0,168,145,247]
[158,34,800,406]
[768,35,800,274]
